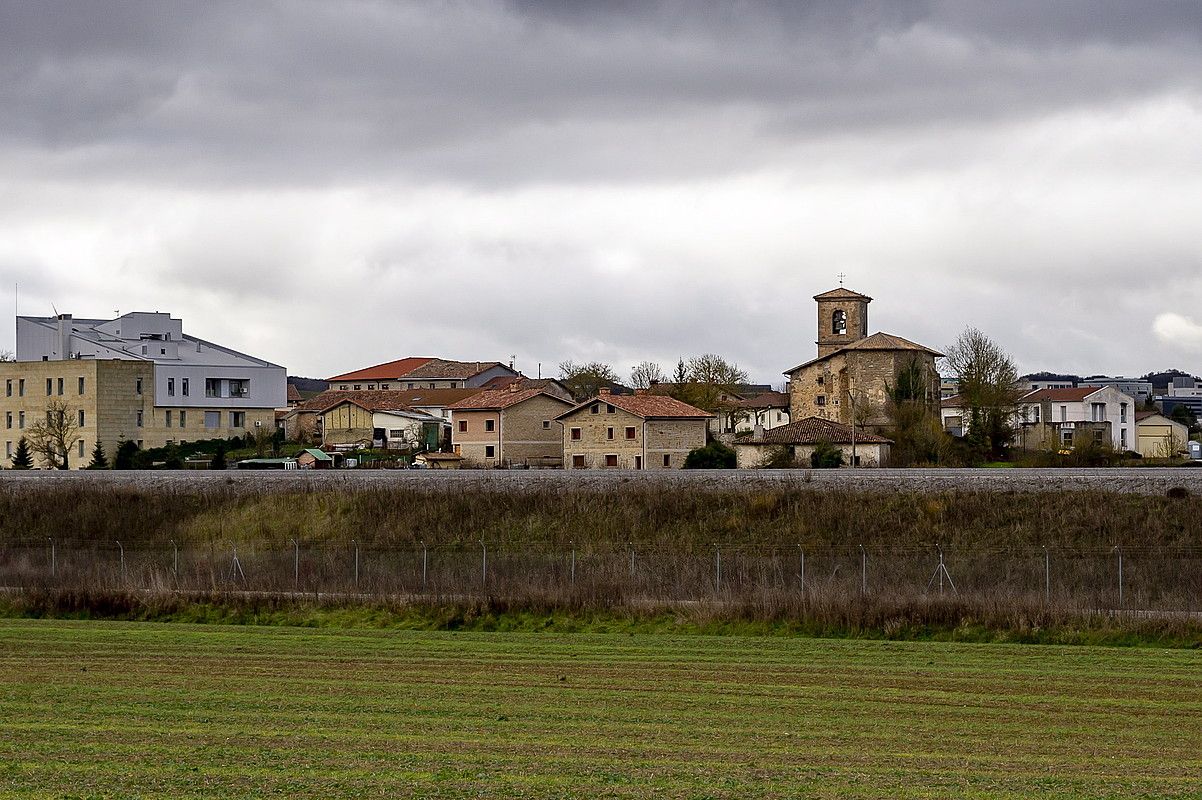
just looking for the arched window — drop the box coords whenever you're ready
[832,310,847,335]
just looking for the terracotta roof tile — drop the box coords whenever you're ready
[785,331,944,374]
[403,358,510,380]
[448,388,573,411]
[558,392,713,420]
[327,357,434,382]
[295,388,483,413]
[761,417,892,445]
[1022,387,1098,403]
[731,391,789,409]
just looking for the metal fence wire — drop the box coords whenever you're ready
[4,540,1202,612]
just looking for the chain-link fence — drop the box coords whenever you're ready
[4,540,1202,612]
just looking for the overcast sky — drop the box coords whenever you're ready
[2,1,1202,385]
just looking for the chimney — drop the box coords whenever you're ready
[56,314,72,360]
[599,387,611,396]
[635,388,648,396]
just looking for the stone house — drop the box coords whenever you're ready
[557,389,711,470]
[448,387,575,468]
[734,416,892,468]
[784,287,942,434]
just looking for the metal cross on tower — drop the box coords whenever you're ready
[837,272,846,286]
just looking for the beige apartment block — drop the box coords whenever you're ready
[1,360,273,468]
[449,388,574,467]
[557,389,711,470]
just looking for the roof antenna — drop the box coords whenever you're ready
[51,302,59,318]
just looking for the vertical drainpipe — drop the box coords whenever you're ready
[497,409,503,467]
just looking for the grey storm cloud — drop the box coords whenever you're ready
[1,0,1202,381]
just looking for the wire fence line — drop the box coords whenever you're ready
[4,540,1202,611]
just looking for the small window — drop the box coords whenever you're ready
[78,410,85,427]
[816,395,826,406]
[458,420,468,433]
[485,445,496,458]
[407,383,415,389]
[368,384,375,390]
[381,384,389,390]
[388,429,403,438]
[136,378,143,396]
[340,384,349,391]
[136,410,144,428]
[231,411,246,428]
[168,378,175,396]
[4,379,9,397]
[78,440,85,458]
[590,404,599,415]
[572,454,585,468]
[1120,428,1128,449]
[141,345,147,354]
[179,410,187,428]
[662,453,671,467]
[78,377,85,395]
[485,419,495,432]
[182,378,189,397]
[46,378,52,396]
[166,410,173,427]
[18,379,24,397]
[4,441,9,458]
[605,454,618,467]
[353,384,361,391]
[571,427,582,441]
[4,412,10,429]
[625,426,636,440]
[817,376,824,386]
[606,404,615,414]
[607,427,614,440]
[18,411,24,429]
[57,377,63,396]
[542,420,551,429]
[204,411,220,428]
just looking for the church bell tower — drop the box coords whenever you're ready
[814,286,872,358]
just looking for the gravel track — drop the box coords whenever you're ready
[2,467,1200,495]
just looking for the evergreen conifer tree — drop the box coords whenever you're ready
[10,437,33,469]
[87,440,109,470]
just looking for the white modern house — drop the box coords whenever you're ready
[1016,386,1136,452]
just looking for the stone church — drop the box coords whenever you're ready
[784,287,942,433]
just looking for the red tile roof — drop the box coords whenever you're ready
[558,392,713,420]
[327,357,434,382]
[761,417,892,445]
[403,359,510,380]
[294,388,483,413]
[448,388,573,411]
[1022,387,1098,403]
[286,384,302,403]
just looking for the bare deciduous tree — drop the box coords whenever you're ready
[943,327,1019,458]
[28,400,81,470]
[630,361,664,389]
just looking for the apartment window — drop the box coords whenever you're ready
[141,345,147,354]
[136,378,143,396]
[367,384,376,390]
[231,411,246,428]
[625,426,636,440]
[353,385,361,391]
[485,445,496,458]
[542,420,551,429]
[606,404,615,414]
[572,454,585,468]
[607,427,614,440]
[1093,428,1104,443]
[136,410,144,428]
[78,377,85,395]
[590,404,599,415]
[1120,403,1128,423]
[605,454,618,467]
[205,379,220,398]
[1060,429,1073,446]
[381,384,389,390]
[18,411,24,429]
[182,378,189,397]
[78,440,85,458]
[458,420,468,433]
[46,378,52,396]
[17,379,23,397]
[816,395,826,406]
[179,410,186,428]
[5,442,10,459]
[570,427,582,441]
[663,454,671,467]
[4,412,10,429]
[165,410,173,427]
[1060,405,1067,422]
[78,410,85,427]
[229,379,248,398]
[5,379,10,397]
[204,411,220,429]
[56,377,63,396]
[485,419,495,432]
[1031,405,1040,423]
[340,384,349,391]
[168,378,175,396]
[1091,403,1106,422]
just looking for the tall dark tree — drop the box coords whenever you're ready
[944,327,1019,459]
[86,440,108,470]
[10,437,33,469]
[113,439,138,470]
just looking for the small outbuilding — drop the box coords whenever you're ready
[414,451,464,469]
[734,416,892,468]
[296,448,335,469]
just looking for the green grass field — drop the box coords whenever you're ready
[0,621,1199,798]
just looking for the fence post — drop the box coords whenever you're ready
[289,538,299,591]
[628,542,635,579]
[170,539,178,581]
[859,544,866,595]
[47,537,55,580]
[715,545,722,593]
[480,540,488,588]
[1042,545,1049,603]
[798,544,805,593]
[352,539,359,589]
[421,540,428,592]
[1112,545,1123,610]
[570,540,576,586]
[116,540,125,584]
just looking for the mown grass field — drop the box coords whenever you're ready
[0,621,1199,798]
